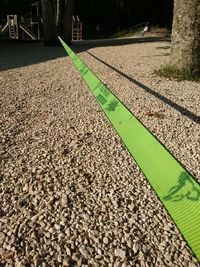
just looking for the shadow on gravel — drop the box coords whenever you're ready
[2,37,199,126]
[0,41,66,71]
[143,53,170,57]
[156,45,171,50]
[73,36,170,48]
[87,51,200,125]
[0,36,169,72]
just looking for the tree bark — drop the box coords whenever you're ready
[41,0,74,45]
[63,0,74,44]
[170,0,200,75]
[41,0,56,45]
[56,0,63,36]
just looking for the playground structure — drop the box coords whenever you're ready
[72,15,82,40]
[0,15,39,40]
[0,2,42,40]
[0,13,83,41]
[0,0,82,42]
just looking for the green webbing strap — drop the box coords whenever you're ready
[58,36,200,261]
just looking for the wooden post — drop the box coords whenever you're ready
[72,15,82,40]
[14,15,19,38]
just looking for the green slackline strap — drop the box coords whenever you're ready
[58,36,200,261]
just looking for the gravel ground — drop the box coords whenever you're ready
[0,39,200,267]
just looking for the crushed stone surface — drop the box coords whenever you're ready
[0,39,200,266]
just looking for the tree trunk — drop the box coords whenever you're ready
[56,0,63,36]
[41,0,74,45]
[170,0,200,75]
[63,0,74,44]
[41,0,56,45]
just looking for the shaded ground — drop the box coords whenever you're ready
[0,36,169,71]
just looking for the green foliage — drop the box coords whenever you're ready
[154,64,200,82]
[116,0,125,11]
[112,26,144,38]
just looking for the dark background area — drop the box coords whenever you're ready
[0,0,174,38]
[0,0,35,17]
[74,0,173,37]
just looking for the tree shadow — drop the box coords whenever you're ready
[143,53,170,57]
[163,172,200,202]
[0,40,66,71]
[0,36,170,72]
[86,51,200,125]
[73,36,170,48]
[1,37,199,127]
[156,45,171,50]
